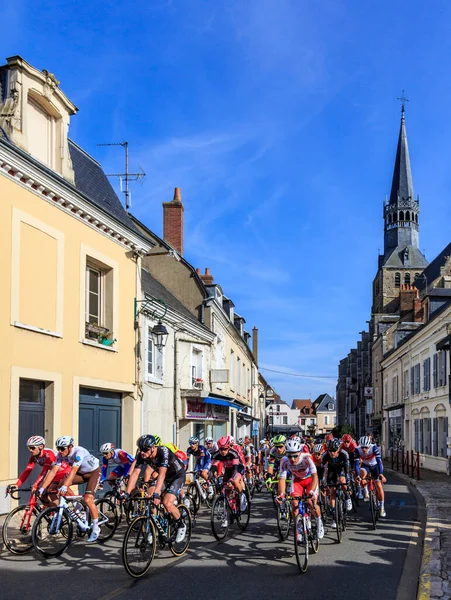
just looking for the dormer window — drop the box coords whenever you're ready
[328,403,334,411]
[216,290,223,306]
[229,307,234,322]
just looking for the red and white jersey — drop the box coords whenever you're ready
[16,448,70,486]
[279,453,317,481]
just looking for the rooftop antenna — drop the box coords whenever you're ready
[96,141,145,213]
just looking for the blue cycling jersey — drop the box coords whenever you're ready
[187,445,212,470]
[354,444,383,476]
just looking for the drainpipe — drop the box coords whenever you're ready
[173,332,178,446]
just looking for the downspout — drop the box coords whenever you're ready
[173,332,178,445]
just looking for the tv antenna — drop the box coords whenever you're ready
[96,141,145,213]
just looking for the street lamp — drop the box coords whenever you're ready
[151,320,169,349]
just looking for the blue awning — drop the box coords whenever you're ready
[205,396,244,411]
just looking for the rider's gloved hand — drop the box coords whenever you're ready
[38,487,46,495]
[58,485,68,496]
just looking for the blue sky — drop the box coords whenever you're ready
[3,1,451,403]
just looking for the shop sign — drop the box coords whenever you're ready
[364,387,373,398]
[388,408,403,419]
[185,399,229,421]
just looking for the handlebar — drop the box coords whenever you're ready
[6,486,32,500]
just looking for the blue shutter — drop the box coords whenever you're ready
[433,354,438,388]
[411,367,415,395]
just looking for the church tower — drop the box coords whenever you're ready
[372,101,428,317]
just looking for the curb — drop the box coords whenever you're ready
[384,468,435,600]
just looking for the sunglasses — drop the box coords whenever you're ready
[189,442,198,445]
[219,447,229,451]
[103,452,111,456]
[28,446,37,450]
[342,441,350,444]
[361,446,370,450]
[288,454,299,460]
[274,445,285,449]
[56,446,67,451]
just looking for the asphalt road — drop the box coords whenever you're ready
[1,473,423,600]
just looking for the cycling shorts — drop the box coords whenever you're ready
[165,472,186,497]
[290,476,318,499]
[111,465,128,478]
[316,466,325,481]
[237,464,245,475]
[361,465,381,479]
[327,470,346,486]
[223,468,242,483]
[70,467,101,495]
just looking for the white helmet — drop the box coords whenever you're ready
[359,436,372,448]
[100,442,114,453]
[285,439,302,454]
[55,435,74,448]
[313,443,324,454]
[229,436,235,444]
[205,437,214,443]
[259,439,267,447]
[290,435,302,443]
[27,435,45,447]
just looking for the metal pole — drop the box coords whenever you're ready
[416,451,420,480]
[125,141,129,212]
[402,448,405,474]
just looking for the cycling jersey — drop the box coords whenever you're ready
[16,448,70,487]
[211,449,241,479]
[135,446,186,482]
[55,446,99,475]
[354,444,383,476]
[322,449,350,481]
[340,440,357,458]
[279,454,317,481]
[232,444,245,465]
[268,447,286,472]
[242,443,256,464]
[206,442,218,454]
[187,444,212,471]
[101,449,134,482]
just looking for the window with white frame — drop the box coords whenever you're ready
[85,259,114,342]
[86,265,103,324]
[191,347,203,387]
[147,326,163,382]
[324,415,329,425]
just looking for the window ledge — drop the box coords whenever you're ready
[81,338,118,352]
[13,321,62,338]
[146,377,164,386]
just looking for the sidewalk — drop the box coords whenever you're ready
[384,460,451,600]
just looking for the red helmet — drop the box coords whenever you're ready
[325,433,333,441]
[342,433,352,443]
[218,436,230,449]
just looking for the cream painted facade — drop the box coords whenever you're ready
[0,57,151,511]
[381,305,451,473]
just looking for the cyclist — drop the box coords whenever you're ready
[312,443,325,482]
[187,436,212,481]
[266,434,287,484]
[230,436,246,467]
[126,435,187,542]
[205,437,218,454]
[242,436,256,479]
[210,436,247,511]
[39,436,101,542]
[321,438,352,528]
[99,443,134,486]
[277,439,324,539]
[290,435,310,454]
[259,439,270,472]
[355,436,386,517]
[8,436,70,503]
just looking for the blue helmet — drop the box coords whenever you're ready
[189,436,199,444]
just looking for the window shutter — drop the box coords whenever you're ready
[410,367,415,396]
[444,417,449,458]
[433,353,438,388]
[419,419,424,453]
[433,418,438,456]
[427,418,432,455]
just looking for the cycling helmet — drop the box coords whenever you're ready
[55,436,74,448]
[27,435,45,447]
[313,443,324,454]
[100,442,114,453]
[290,435,301,443]
[238,437,244,445]
[359,436,372,448]
[205,437,214,443]
[137,434,156,450]
[189,436,199,444]
[285,439,302,454]
[325,433,333,441]
[327,438,341,452]
[217,436,230,449]
[342,433,352,443]
[259,439,267,447]
[272,434,286,446]
[153,435,162,445]
[229,436,235,444]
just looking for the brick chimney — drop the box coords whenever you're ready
[252,326,258,364]
[163,187,184,255]
[400,284,423,322]
[200,268,214,286]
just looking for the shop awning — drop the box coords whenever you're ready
[204,395,244,411]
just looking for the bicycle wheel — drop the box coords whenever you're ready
[369,489,377,530]
[122,516,157,579]
[309,517,319,554]
[294,514,309,573]
[2,505,39,554]
[32,506,73,558]
[211,496,230,542]
[236,491,250,531]
[187,483,201,514]
[351,480,360,510]
[342,497,347,531]
[125,493,146,526]
[276,503,291,541]
[168,505,192,557]
[104,491,123,523]
[95,498,119,543]
[335,501,343,543]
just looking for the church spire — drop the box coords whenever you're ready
[389,93,414,206]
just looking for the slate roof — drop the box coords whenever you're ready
[414,241,451,291]
[68,140,139,233]
[389,113,415,206]
[141,268,204,328]
[382,245,428,268]
[314,393,336,412]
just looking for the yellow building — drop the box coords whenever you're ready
[0,56,151,509]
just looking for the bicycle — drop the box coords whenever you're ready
[276,496,292,541]
[185,471,215,515]
[2,486,47,554]
[360,475,381,530]
[122,496,192,578]
[210,482,250,542]
[327,483,348,543]
[100,476,128,523]
[31,492,118,558]
[292,492,320,573]
[244,467,256,499]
